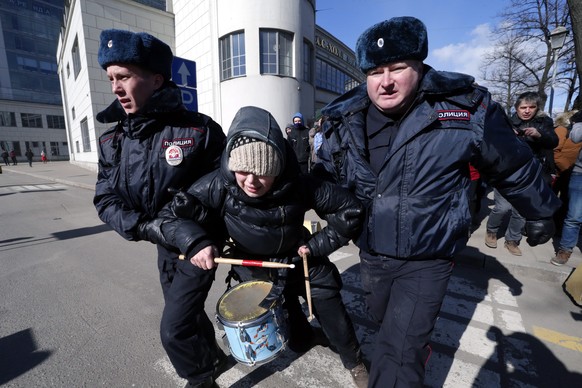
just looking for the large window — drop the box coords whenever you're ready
[47,115,66,129]
[303,40,314,84]
[0,112,16,127]
[316,58,360,94]
[260,29,293,76]
[72,36,81,79]
[80,117,91,152]
[220,31,246,81]
[21,113,43,128]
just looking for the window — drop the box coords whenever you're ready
[220,31,246,81]
[72,36,81,79]
[0,112,16,127]
[260,29,293,76]
[75,140,80,153]
[71,107,75,120]
[316,58,360,94]
[21,113,43,128]
[303,40,314,84]
[51,141,60,156]
[80,117,91,152]
[66,63,70,78]
[47,115,66,129]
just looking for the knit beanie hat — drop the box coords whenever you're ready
[228,136,282,177]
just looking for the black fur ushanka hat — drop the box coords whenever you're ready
[355,16,428,73]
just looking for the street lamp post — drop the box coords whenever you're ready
[548,26,568,116]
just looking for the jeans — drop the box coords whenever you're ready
[559,172,582,251]
[486,189,525,242]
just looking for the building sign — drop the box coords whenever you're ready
[315,35,356,67]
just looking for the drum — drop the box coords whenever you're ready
[216,280,287,366]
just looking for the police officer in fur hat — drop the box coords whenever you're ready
[93,29,228,387]
[312,16,559,387]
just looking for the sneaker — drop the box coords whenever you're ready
[551,249,571,266]
[485,232,497,248]
[504,240,522,256]
[184,351,235,388]
[349,362,369,388]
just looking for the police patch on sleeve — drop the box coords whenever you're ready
[165,145,183,166]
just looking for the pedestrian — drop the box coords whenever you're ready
[551,110,581,235]
[9,149,17,165]
[552,111,582,266]
[287,112,311,174]
[41,150,48,164]
[485,92,558,256]
[312,16,559,388]
[159,106,369,387]
[92,29,227,388]
[25,148,34,167]
[1,150,9,166]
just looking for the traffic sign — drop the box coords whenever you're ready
[172,56,198,111]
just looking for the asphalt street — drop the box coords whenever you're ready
[1,161,581,387]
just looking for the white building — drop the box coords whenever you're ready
[57,0,363,170]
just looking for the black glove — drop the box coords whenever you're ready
[570,110,582,124]
[168,188,206,221]
[524,218,555,246]
[136,219,172,249]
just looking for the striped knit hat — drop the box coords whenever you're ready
[228,136,282,177]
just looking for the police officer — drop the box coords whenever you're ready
[93,29,227,387]
[313,17,559,387]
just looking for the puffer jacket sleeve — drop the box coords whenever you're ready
[157,170,226,257]
[94,131,143,241]
[301,175,364,257]
[475,101,560,220]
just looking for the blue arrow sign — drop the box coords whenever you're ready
[172,56,198,111]
[172,57,197,88]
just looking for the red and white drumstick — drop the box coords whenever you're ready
[178,255,295,269]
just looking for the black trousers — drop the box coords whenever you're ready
[361,252,453,388]
[231,255,362,369]
[157,246,221,385]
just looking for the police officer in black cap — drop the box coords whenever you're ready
[93,29,227,387]
[313,16,559,387]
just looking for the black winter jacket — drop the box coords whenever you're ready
[93,82,226,241]
[159,106,364,260]
[314,66,560,260]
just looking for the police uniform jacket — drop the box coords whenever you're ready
[159,106,364,261]
[94,82,225,241]
[315,65,560,260]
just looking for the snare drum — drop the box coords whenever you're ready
[216,280,287,366]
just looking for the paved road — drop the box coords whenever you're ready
[1,163,581,387]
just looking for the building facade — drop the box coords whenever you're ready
[0,0,69,162]
[57,0,363,169]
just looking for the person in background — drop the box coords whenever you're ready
[551,110,581,235]
[25,148,34,167]
[287,112,311,174]
[485,91,558,256]
[312,16,559,387]
[309,115,325,167]
[9,150,17,165]
[92,29,227,388]
[41,149,48,164]
[552,111,582,266]
[2,150,10,166]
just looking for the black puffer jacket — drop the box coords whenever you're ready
[160,106,364,260]
[314,66,560,260]
[94,82,225,241]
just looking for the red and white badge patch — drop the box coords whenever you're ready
[165,145,183,166]
[437,110,471,120]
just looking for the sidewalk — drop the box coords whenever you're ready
[3,160,579,285]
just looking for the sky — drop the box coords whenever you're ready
[315,0,509,84]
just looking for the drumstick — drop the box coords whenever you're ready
[178,255,295,269]
[302,253,314,322]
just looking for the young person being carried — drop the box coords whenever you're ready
[158,106,369,388]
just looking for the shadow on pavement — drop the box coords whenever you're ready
[0,328,52,385]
